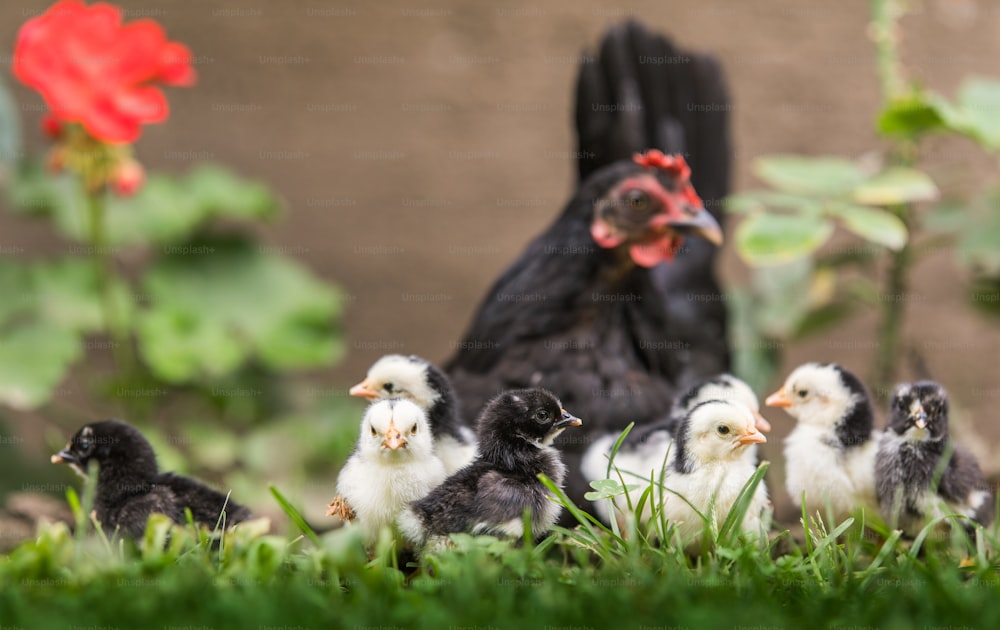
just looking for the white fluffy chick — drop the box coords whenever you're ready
[350,354,476,474]
[662,400,769,552]
[581,374,769,527]
[766,362,881,524]
[333,399,447,544]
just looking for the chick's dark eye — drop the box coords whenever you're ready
[383,383,394,393]
[796,390,807,399]
[370,426,377,437]
[533,409,551,423]
[625,189,650,211]
[717,425,730,435]
[78,438,94,455]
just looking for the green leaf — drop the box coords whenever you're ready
[833,204,908,250]
[6,162,282,247]
[877,95,946,138]
[725,191,822,215]
[851,167,938,206]
[0,322,82,410]
[735,213,834,266]
[584,479,640,502]
[955,77,1000,150]
[137,234,343,383]
[754,155,867,197]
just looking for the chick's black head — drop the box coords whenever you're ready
[52,420,158,479]
[478,389,582,447]
[889,381,949,440]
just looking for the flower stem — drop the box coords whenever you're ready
[869,0,916,400]
[86,189,136,409]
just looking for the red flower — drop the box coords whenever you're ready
[13,0,196,144]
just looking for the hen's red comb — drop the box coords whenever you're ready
[633,150,691,181]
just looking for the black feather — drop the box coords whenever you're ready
[53,420,252,539]
[407,389,573,542]
[447,23,732,511]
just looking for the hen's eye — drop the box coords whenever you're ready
[533,409,551,423]
[717,425,730,435]
[625,189,650,211]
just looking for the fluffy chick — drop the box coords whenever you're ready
[51,420,251,539]
[334,399,447,545]
[766,362,881,523]
[581,374,769,525]
[876,381,994,537]
[351,354,476,473]
[398,389,581,549]
[661,400,769,551]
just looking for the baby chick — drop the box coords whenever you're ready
[581,374,769,525]
[875,381,994,537]
[659,400,769,550]
[333,399,447,545]
[351,354,476,473]
[51,420,252,538]
[766,362,881,523]
[397,389,581,549]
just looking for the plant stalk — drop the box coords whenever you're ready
[86,190,136,409]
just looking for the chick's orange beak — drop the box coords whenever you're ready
[349,380,379,400]
[737,426,767,446]
[765,389,793,408]
[382,421,406,450]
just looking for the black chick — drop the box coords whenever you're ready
[445,23,731,510]
[397,389,582,548]
[875,382,994,537]
[51,420,252,539]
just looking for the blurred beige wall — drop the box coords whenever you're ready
[1,0,998,501]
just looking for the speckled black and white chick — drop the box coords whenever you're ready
[766,363,881,522]
[332,399,447,545]
[397,389,581,549]
[51,420,252,539]
[581,374,769,525]
[661,400,769,551]
[351,354,476,473]
[875,381,994,537]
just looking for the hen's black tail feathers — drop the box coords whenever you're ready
[575,21,733,381]
[574,21,731,212]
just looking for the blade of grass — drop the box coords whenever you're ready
[269,485,320,546]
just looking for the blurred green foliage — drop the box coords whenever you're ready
[726,3,1000,392]
[0,75,357,512]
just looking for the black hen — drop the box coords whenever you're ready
[51,420,252,539]
[445,22,732,508]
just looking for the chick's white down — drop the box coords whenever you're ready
[773,364,880,522]
[581,376,766,526]
[357,355,476,473]
[336,399,446,542]
[662,401,769,550]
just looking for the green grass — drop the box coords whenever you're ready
[1,482,999,629]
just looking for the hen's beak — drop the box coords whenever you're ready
[765,388,793,408]
[736,426,767,446]
[382,421,406,450]
[753,411,772,433]
[349,380,379,400]
[51,444,76,465]
[664,208,724,246]
[553,409,583,429]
